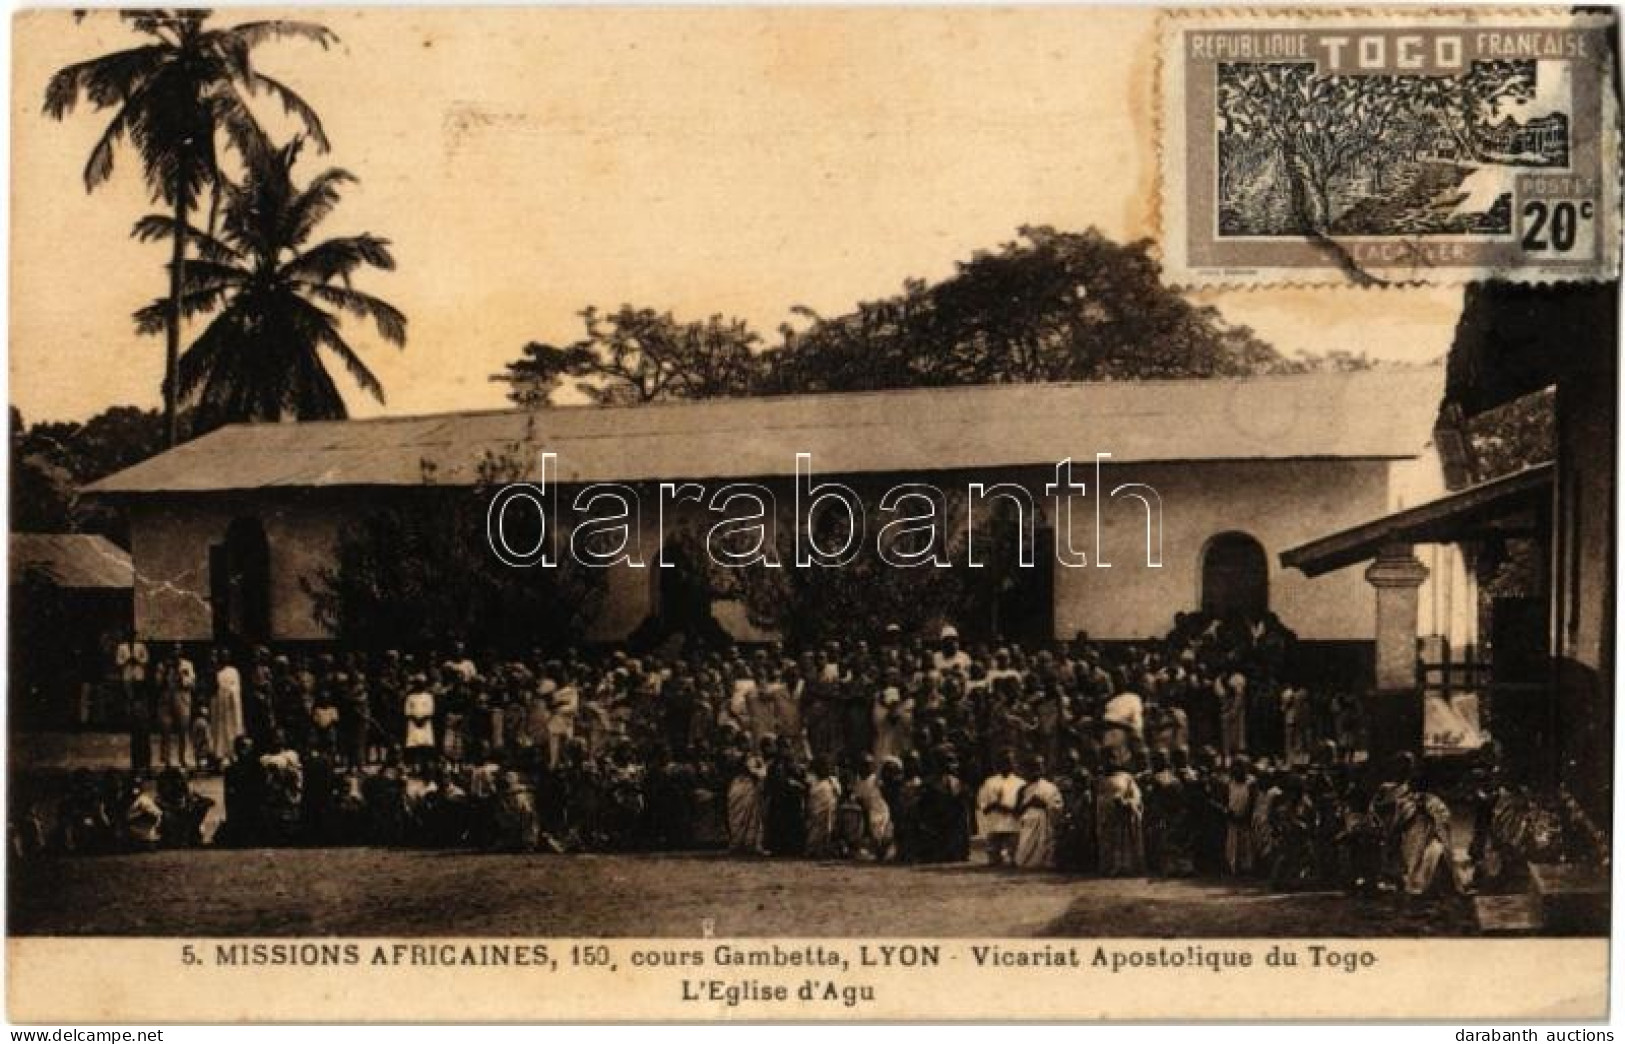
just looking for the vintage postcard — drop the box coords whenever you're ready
[6,3,1620,1025]
[1159,7,1622,286]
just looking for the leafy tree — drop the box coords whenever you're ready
[1219,64,1413,231]
[498,228,1330,408]
[133,137,406,431]
[305,491,604,653]
[1277,348,1381,374]
[11,405,171,538]
[764,227,1292,392]
[497,306,762,407]
[673,491,1030,648]
[1467,386,1555,482]
[1217,61,1538,234]
[1442,385,1555,622]
[44,8,335,446]
[10,409,75,534]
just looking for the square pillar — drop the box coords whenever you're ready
[1364,542,1430,762]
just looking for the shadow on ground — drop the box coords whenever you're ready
[11,847,1478,938]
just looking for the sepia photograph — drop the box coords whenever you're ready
[4,2,1619,1024]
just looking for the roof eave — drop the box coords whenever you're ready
[79,452,1425,497]
[1279,462,1555,578]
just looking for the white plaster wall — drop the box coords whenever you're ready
[126,455,1414,646]
[1388,443,1450,510]
[1053,459,1390,641]
[1389,445,1478,650]
[127,492,342,642]
[581,460,1396,644]
[128,499,228,642]
[1416,541,1477,651]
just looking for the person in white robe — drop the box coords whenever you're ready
[212,649,244,763]
[804,757,843,858]
[977,749,1025,867]
[1095,751,1146,876]
[1390,786,1466,896]
[1014,757,1064,869]
[747,674,778,747]
[851,755,894,859]
[1101,689,1145,754]
[1281,686,1309,765]
[871,685,914,763]
[727,754,766,855]
[772,669,806,756]
[525,681,554,754]
[1374,755,1467,897]
[403,679,436,770]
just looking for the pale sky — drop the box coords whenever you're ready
[11,6,1463,424]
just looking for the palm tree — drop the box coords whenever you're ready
[44,9,336,446]
[132,137,406,430]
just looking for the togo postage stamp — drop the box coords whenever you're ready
[1159,7,1622,286]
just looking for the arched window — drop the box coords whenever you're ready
[1200,531,1268,620]
[211,517,271,644]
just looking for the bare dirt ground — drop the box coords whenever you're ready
[9,848,1476,937]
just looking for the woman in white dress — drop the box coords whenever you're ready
[403,677,436,769]
[212,649,245,762]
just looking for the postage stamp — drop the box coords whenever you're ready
[1158,7,1622,286]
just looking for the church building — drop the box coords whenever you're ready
[87,367,1464,680]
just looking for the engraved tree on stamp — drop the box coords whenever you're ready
[1216,59,1564,240]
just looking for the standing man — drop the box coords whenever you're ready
[153,644,196,767]
[116,629,151,773]
[933,625,971,674]
[976,748,1025,867]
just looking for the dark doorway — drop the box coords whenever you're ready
[1201,531,1268,619]
[629,539,730,652]
[1490,596,1554,786]
[211,517,271,645]
[992,525,1055,644]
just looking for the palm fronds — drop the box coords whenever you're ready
[147,142,406,429]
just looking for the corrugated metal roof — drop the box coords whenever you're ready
[10,533,134,590]
[1279,462,1553,577]
[86,368,1444,494]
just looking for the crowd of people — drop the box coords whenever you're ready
[25,611,1535,899]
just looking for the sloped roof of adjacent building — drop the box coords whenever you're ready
[1280,461,1553,577]
[86,367,1445,495]
[10,533,134,590]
